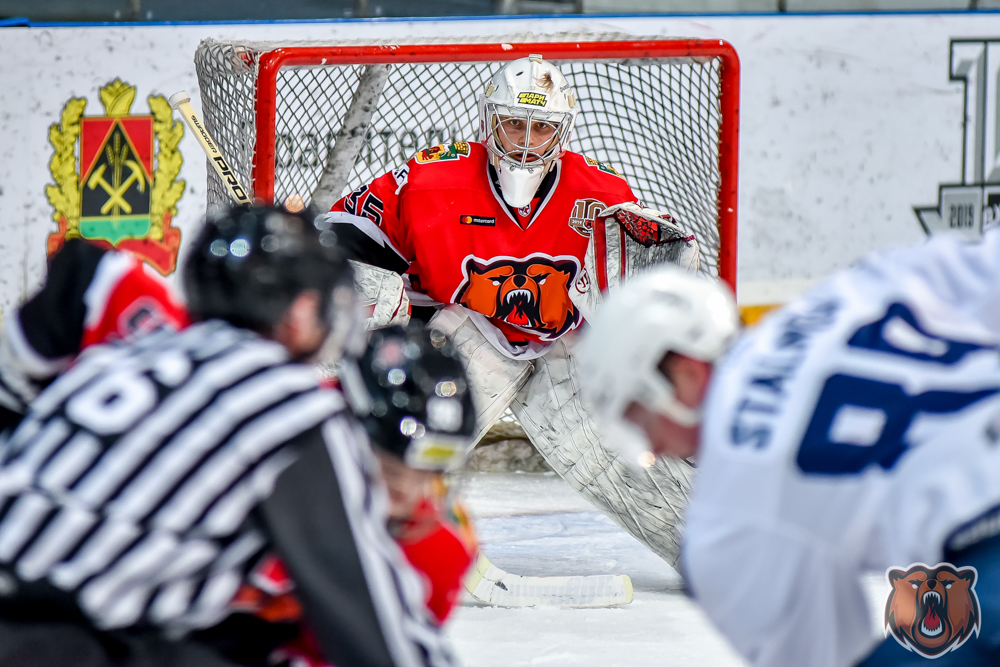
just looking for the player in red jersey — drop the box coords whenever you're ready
[339,324,477,624]
[230,324,477,667]
[0,238,188,430]
[322,55,703,569]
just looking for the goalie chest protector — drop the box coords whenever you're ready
[333,141,638,347]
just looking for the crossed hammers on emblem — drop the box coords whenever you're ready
[87,136,146,215]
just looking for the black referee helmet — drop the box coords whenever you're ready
[185,204,361,354]
[340,324,476,471]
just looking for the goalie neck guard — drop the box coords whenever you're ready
[478,55,578,208]
[576,266,739,465]
[340,324,476,471]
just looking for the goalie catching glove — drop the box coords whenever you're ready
[570,203,701,322]
[601,202,695,249]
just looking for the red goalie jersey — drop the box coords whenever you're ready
[328,141,638,351]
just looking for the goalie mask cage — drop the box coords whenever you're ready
[194,35,739,288]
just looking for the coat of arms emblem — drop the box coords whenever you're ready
[45,79,185,274]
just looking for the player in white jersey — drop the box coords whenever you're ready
[577,230,1000,666]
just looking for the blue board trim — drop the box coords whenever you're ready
[13,9,1000,29]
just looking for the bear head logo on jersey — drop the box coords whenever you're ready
[884,563,980,658]
[453,254,580,340]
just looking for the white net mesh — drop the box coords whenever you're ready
[195,36,727,276]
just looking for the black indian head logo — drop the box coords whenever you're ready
[884,563,980,658]
[452,254,580,340]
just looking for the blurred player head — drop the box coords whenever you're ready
[184,204,363,360]
[577,266,739,465]
[479,54,578,208]
[340,323,475,519]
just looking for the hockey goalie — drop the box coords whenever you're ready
[323,55,702,567]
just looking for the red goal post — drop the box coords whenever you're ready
[195,36,739,289]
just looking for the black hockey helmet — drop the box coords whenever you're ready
[185,204,362,354]
[340,324,476,471]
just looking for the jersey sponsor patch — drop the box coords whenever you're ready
[459,215,496,227]
[517,92,548,107]
[884,562,980,658]
[414,142,471,164]
[452,253,581,340]
[568,198,607,237]
[584,156,623,178]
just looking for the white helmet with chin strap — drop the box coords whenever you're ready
[576,265,739,467]
[479,54,578,208]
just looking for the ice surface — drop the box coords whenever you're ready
[458,471,595,519]
[447,472,893,666]
[446,472,746,666]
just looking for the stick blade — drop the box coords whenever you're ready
[463,553,633,609]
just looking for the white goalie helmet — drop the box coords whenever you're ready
[576,265,739,466]
[479,54,579,208]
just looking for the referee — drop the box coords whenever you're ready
[0,205,455,667]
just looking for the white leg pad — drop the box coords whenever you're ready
[510,337,693,567]
[427,306,533,446]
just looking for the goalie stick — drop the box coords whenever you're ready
[168,90,252,206]
[463,551,633,608]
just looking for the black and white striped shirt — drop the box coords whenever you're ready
[0,320,454,667]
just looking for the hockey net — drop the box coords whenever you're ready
[194,35,739,286]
